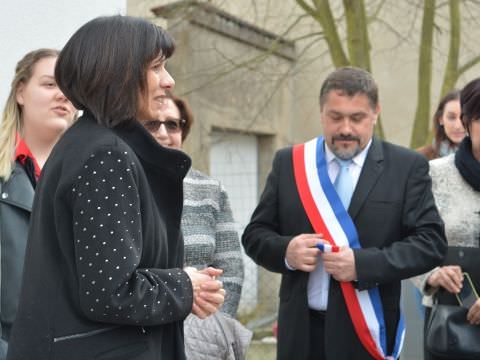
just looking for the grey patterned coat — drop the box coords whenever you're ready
[182,169,244,317]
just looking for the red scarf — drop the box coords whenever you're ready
[15,133,41,180]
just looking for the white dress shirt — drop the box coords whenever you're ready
[306,139,372,311]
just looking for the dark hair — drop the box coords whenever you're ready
[55,15,175,128]
[460,77,480,135]
[432,90,460,152]
[169,93,194,141]
[319,66,378,110]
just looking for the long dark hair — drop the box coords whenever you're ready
[56,15,175,128]
[432,90,460,154]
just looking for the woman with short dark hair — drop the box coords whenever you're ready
[7,15,224,360]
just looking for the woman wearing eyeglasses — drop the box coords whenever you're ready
[142,94,248,359]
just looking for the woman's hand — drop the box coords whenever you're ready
[426,265,463,293]
[195,267,225,318]
[184,267,225,319]
[467,298,480,325]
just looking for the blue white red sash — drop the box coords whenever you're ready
[292,137,405,360]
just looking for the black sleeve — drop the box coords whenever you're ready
[354,154,447,287]
[71,146,193,326]
[242,150,293,274]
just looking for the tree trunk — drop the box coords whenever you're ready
[440,0,460,98]
[296,0,350,67]
[342,0,384,138]
[410,0,435,149]
[343,0,370,71]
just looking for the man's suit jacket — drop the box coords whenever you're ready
[242,138,447,360]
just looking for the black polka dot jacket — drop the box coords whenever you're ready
[7,114,194,360]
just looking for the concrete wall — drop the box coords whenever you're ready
[0,0,127,109]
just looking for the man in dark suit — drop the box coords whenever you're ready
[242,67,447,360]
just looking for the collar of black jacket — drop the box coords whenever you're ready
[82,113,192,182]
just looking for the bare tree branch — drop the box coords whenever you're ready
[292,32,324,42]
[458,55,480,75]
[295,0,319,20]
[367,0,387,23]
[296,0,350,67]
[374,18,412,44]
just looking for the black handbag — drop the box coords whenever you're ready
[424,246,480,359]
[425,303,480,359]
[436,246,480,306]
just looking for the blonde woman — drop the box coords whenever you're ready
[0,48,75,357]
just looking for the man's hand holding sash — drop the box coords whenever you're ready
[319,245,357,282]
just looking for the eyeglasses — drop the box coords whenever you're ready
[141,118,186,134]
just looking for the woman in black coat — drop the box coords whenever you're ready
[7,15,224,360]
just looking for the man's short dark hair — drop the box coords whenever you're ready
[319,66,378,110]
[460,77,480,134]
[55,15,175,128]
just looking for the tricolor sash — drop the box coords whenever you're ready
[292,137,405,360]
